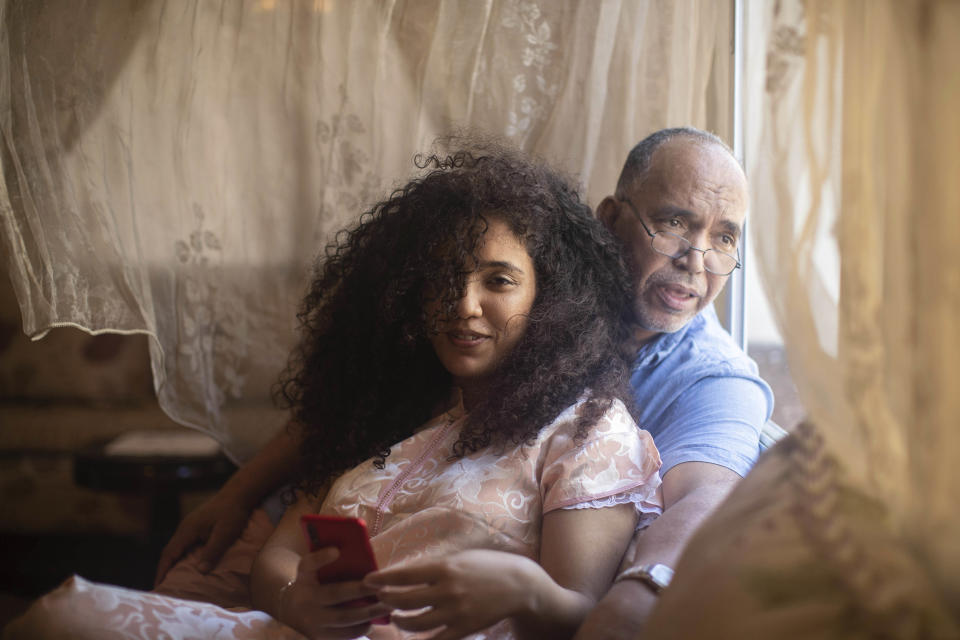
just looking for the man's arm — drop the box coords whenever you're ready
[154,425,300,584]
[572,461,739,639]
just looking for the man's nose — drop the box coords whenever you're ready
[672,244,706,274]
[455,282,483,318]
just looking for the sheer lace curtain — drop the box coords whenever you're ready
[0,0,733,460]
[745,0,960,621]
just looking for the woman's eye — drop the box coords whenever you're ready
[489,276,516,287]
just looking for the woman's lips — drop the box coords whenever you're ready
[447,331,489,348]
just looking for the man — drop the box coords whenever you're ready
[574,127,773,637]
[155,128,773,636]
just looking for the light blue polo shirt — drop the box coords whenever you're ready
[631,306,774,478]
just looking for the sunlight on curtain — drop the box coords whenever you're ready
[743,0,960,625]
[0,0,733,460]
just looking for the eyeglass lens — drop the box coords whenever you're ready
[651,233,737,275]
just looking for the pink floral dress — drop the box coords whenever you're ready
[328,396,662,639]
[324,396,662,574]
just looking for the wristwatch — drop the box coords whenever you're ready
[614,563,674,594]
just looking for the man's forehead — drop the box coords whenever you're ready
[634,139,748,223]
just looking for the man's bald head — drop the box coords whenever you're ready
[615,127,740,199]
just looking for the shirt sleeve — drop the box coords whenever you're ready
[651,374,769,478]
[539,400,662,514]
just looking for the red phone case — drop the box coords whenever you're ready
[300,514,389,624]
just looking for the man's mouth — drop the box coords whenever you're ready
[654,283,700,311]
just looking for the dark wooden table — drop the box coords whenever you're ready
[73,434,236,558]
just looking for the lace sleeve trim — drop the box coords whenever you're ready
[560,487,663,529]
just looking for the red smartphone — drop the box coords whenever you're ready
[300,514,389,624]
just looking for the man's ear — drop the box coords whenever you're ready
[596,196,621,231]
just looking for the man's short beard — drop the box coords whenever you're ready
[630,267,705,336]
[632,299,687,336]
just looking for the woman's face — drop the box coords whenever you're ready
[427,217,537,393]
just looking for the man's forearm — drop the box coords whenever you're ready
[613,484,735,632]
[222,425,301,508]
[624,478,735,571]
[573,463,741,640]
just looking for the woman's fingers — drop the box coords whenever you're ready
[316,601,393,628]
[365,561,444,587]
[287,581,391,632]
[294,548,387,612]
[373,584,445,610]
[298,546,341,574]
[313,581,384,609]
[390,607,450,632]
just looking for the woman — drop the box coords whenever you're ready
[251,145,662,640]
[4,144,661,640]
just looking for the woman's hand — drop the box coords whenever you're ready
[282,547,393,640]
[364,549,559,640]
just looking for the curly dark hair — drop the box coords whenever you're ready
[277,142,635,497]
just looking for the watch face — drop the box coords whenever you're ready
[615,564,675,593]
[648,564,675,589]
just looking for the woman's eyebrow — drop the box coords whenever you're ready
[478,260,525,274]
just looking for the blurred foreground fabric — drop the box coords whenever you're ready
[682,0,960,633]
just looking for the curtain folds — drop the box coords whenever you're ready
[0,0,732,460]
[746,0,960,621]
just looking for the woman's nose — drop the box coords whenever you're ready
[455,282,482,319]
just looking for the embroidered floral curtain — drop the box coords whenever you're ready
[0,0,734,460]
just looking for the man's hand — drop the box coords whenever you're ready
[154,427,301,586]
[572,578,657,640]
[154,490,254,585]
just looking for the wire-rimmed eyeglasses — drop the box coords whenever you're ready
[623,199,741,276]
